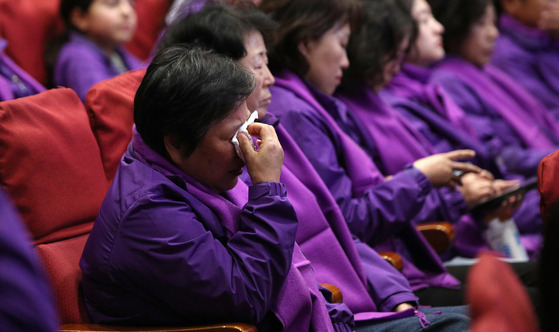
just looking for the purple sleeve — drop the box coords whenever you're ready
[277,108,432,245]
[492,37,559,116]
[353,238,418,311]
[433,72,548,176]
[0,189,58,331]
[91,182,298,325]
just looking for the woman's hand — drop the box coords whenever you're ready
[458,171,498,208]
[393,302,415,312]
[238,122,284,184]
[412,149,481,188]
[482,180,524,224]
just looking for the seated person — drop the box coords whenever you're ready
[80,44,470,330]
[491,0,559,119]
[46,0,143,101]
[0,188,58,331]
[0,38,45,101]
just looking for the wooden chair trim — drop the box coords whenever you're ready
[417,221,456,254]
[378,252,403,271]
[59,323,257,332]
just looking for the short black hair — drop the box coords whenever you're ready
[158,4,277,61]
[345,0,416,86]
[260,0,362,76]
[134,45,256,157]
[428,0,493,54]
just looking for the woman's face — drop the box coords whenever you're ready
[299,22,351,95]
[459,3,499,67]
[239,30,275,118]
[170,102,251,193]
[407,0,445,67]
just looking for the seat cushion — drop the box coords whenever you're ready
[0,88,108,244]
[85,69,145,183]
[467,252,539,332]
[37,233,90,324]
[0,0,63,85]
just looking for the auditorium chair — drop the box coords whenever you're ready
[0,88,256,332]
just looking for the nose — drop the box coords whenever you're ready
[488,24,499,40]
[262,64,275,87]
[341,50,350,69]
[434,18,445,35]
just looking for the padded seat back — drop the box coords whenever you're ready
[0,0,63,85]
[85,69,145,183]
[0,88,109,324]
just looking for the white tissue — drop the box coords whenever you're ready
[231,111,258,162]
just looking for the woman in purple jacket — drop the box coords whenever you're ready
[46,0,143,102]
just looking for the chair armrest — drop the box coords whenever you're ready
[319,283,343,303]
[59,323,257,332]
[378,252,403,271]
[417,221,456,254]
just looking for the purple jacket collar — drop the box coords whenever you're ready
[273,70,385,197]
[68,32,142,72]
[436,57,559,149]
[336,80,435,175]
[131,127,336,331]
[388,64,477,138]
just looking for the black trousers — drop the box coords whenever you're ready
[413,261,540,321]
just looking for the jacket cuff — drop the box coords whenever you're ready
[379,292,419,313]
[249,182,287,199]
[403,165,433,196]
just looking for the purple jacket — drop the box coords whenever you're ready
[267,71,481,262]
[244,115,434,305]
[492,14,559,119]
[0,39,45,101]
[382,65,501,176]
[0,188,58,331]
[54,32,144,102]
[257,114,458,293]
[80,130,352,331]
[431,56,558,177]
[381,65,544,254]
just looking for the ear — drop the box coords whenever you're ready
[501,0,521,15]
[297,37,312,58]
[164,135,184,165]
[70,7,89,32]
